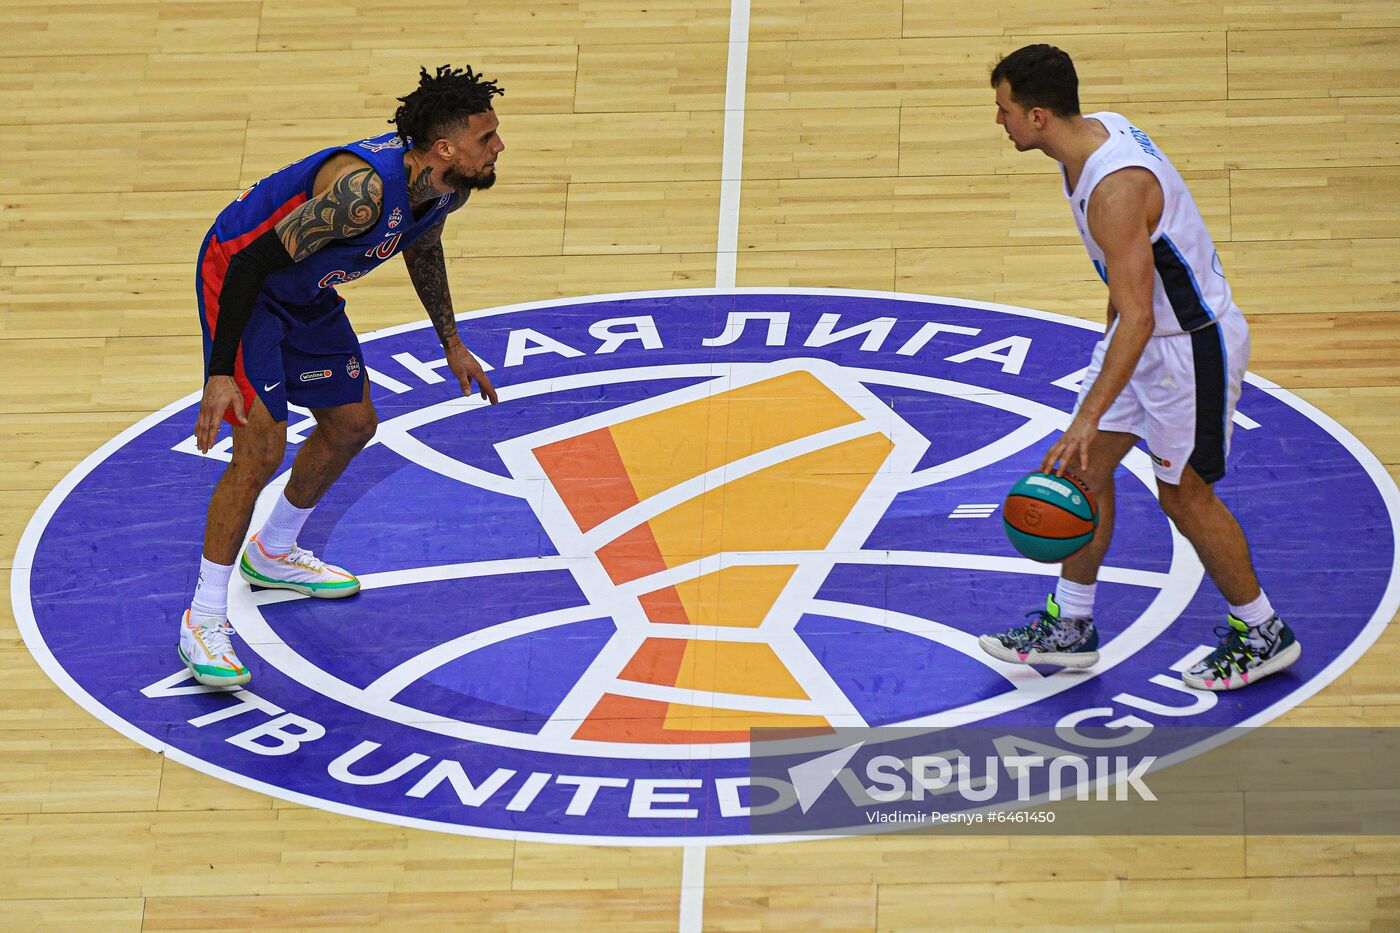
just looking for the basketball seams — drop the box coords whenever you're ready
[1002,494,1096,539]
[1002,471,1101,562]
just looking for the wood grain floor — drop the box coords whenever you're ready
[2,2,1398,930]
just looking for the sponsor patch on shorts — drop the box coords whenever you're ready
[300,369,333,383]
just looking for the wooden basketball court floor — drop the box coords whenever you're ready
[2,1,1399,930]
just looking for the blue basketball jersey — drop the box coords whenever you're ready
[206,132,457,316]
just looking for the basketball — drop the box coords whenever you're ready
[1002,471,1099,563]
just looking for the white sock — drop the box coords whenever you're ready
[258,491,314,554]
[1228,590,1275,627]
[191,556,234,619]
[1054,578,1097,620]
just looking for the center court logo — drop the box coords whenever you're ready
[14,290,1400,844]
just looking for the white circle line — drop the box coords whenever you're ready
[11,289,1400,846]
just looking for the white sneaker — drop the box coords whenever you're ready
[239,532,360,598]
[1182,614,1301,691]
[179,610,251,686]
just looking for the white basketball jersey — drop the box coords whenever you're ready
[1063,111,1240,337]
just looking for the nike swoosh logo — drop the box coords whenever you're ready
[263,382,281,391]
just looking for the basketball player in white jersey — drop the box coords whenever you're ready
[977,44,1300,690]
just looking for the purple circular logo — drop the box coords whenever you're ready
[14,290,1399,843]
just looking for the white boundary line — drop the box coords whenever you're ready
[9,289,1400,849]
[679,843,707,933]
[691,0,750,912]
[713,0,752,291]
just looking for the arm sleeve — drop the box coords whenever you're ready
[207,230,295,376]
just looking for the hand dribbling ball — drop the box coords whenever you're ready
[1002,471,1099,563]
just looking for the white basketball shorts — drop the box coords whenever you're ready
[1075,312,1250,485]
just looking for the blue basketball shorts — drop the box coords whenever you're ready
[198,291,366,425]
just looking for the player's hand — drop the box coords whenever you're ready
[195,375,246,453]
[1041,413,1095,476]
[445,340,499,404]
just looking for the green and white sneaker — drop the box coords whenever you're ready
[1182,614,1300,691]
[979,594,1100,668]
[179,609,250,687]
[239,532,360,598]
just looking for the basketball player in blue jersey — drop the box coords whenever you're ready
[179,65,504,686]
[977,45,1300,691]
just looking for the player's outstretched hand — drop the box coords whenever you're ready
[1041,413,1095,477]
[195,375,246,453]
[446,341,499,405]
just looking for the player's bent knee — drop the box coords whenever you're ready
[229,431,287,486]
[229,445,286,488]
[325,409,378,452]
[1157,478,1212,524]
[348,409,378,448]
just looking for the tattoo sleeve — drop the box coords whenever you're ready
[402,222,459,347]
[274,167,384,261]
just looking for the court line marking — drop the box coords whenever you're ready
[713,0,751,291]
[685,0,751,922]
[680,843,707,933]
[11,288,1400,847]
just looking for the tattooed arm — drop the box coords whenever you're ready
[195,161,385,450]
[402,221,498,404]
[401,221,457,347]
[275,164,384,259]
[206,166,383,376]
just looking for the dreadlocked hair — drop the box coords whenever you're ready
[390,64,505,148]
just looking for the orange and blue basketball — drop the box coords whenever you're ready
[1002,471,1099,563]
